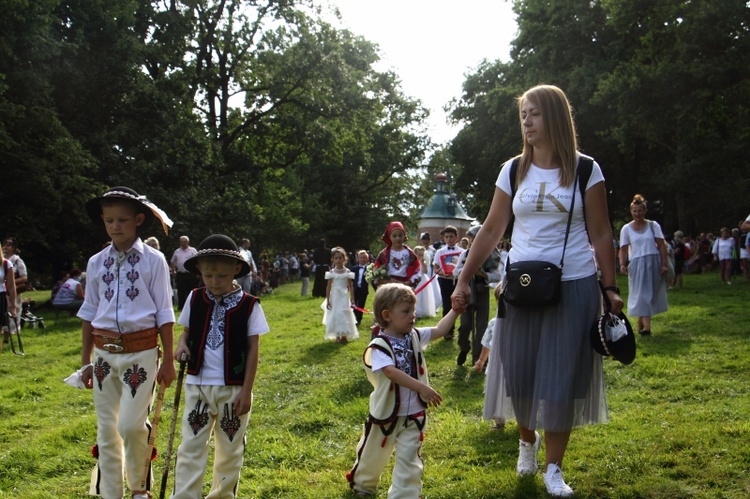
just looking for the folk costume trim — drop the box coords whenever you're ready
[188,399,210,435]
[362,329,429,430]
[186,287,258,385]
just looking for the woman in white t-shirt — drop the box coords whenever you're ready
[618,194,669,335]
[712,227,735,285]
[0,249,17,347]
[451,85,622,497]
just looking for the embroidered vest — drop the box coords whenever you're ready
[363,330,429,426]
[186,288,258,385]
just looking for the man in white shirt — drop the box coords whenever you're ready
[171,235,199,309]
[236,238,259,293]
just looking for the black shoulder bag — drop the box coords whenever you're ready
[501,166,580,310]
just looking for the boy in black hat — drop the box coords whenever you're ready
[171,234,269,498]
[78,186,175,499]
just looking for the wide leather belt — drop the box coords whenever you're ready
[93,327,158,354]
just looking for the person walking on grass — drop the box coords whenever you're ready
[171,235,199,309]
[618,194,669,335]
[322,246,359,343]
[712,227,735,285]
[171,235,269,498]
[452,85,622,497]
[0,247,17,350]
[79,186,175,499]
[347,283,458,498]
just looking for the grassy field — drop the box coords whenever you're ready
[1,272,749,498]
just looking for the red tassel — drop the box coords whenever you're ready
[419,432,424,442]
[381,436,388,447]
[151,446,158,461]
[346,471,353,483]
[419,366,424,375]
[91,444,99,458]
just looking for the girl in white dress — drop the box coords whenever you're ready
[413,246,437,318]
[322,246,359,343]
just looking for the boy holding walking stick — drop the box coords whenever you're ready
[171,235,269,498]
[78,186,175,499]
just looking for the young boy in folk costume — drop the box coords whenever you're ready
[78,186,175,499]
[372,222,421,288]
[172,235,269,498]
[347,283,458,498]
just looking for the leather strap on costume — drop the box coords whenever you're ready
[93,327,158,353]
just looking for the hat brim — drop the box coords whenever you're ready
[590,312,636,365]
[184,252,251,278]
[85,196,156,235]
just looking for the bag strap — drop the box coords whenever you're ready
[646,221,661,250]
[558,169,579,268]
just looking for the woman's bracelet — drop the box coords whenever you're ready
[603,286,620,294]
[82,363,93,370]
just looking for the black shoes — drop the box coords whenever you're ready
[456,350,469,366]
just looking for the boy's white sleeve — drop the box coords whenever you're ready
[177,291,194,328]
[371,348,394,372]
[247,302,270,336]
[153,251,176,327]
[77,256,98,322]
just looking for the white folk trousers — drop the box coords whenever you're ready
[171,384,250,498]
[89,346,159,498]
[348,413,426,499]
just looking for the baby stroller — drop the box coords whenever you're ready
[20,300,45,329]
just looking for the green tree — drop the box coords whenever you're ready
[449,0,750,234]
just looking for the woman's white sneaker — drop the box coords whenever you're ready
[543,463,574,497]
[516,431,540,475]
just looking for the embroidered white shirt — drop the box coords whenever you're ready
[78,239,175,332]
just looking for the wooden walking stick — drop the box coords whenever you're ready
[140,380,167,493]
[160,353,187,498]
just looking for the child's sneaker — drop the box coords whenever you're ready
[543,463,574,497]
[516,431,540,475]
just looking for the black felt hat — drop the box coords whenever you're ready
[590,310,636,365]
[85,186,173,235]
[184,234,251,278]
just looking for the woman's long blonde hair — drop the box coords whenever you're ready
[515,85,579,190]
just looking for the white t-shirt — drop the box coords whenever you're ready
[496,157,604,281]
[713,238,734,261]
[371,328,433,416]
[620,221,663,260]
[178,287,269,386]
